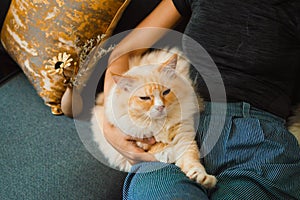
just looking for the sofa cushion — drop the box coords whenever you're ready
[1,0,130,115]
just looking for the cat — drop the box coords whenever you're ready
[91,48,217,189]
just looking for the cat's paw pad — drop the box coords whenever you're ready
[186,167,217,189]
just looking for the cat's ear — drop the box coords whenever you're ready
[111,72,136,92]
[158,54,177,79]
[164,54,177,69]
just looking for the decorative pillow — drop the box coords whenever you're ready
[1,0,130,115]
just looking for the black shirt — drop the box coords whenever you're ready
[172,0,300,118]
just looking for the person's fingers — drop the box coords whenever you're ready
[103,116,156,145]
[102,118,157,164]
[126,136,156,145]
[140,137,156,144]
[112,139,157,164]
[117,146,157,165]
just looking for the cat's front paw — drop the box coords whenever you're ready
[186,167,217,189]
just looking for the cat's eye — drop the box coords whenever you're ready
[139,96,151,100]
[162,89,171,96]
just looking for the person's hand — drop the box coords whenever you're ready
[102,116,157,165]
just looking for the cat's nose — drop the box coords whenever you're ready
[156,105,165,112]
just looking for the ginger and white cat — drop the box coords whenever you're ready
[91,48,217,188]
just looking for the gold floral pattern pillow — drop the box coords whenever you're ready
[1,0,130,115]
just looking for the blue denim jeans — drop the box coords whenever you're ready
[123,102,300,200]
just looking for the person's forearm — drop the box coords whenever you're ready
[104,0,181,104]
[104,53,130,102]
[107,0,181,65]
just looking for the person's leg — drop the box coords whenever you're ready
[209,123,300,200]
[123,102,300,200]
[200,102,300,200]
[211,168,299,200]
[123,162,209,200]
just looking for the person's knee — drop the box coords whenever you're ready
[123,162,209,200]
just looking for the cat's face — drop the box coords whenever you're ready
[128,83,178,120]
[111,54,180,124]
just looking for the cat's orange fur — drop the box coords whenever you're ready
[91,48,217,188]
